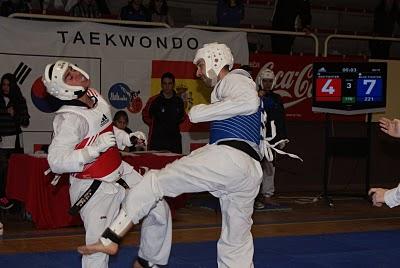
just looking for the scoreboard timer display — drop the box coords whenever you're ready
[312,62,387,115]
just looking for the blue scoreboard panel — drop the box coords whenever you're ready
[312,62,387,115]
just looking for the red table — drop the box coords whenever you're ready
[6,152,185,229]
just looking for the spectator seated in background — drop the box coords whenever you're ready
[271,0,312,55]
[113,110,147,152]
[113,110,132,134]
[69,0,101,18]
[94,0,110,16]
[0,0,16,16]
[40,0,65,14]
[216,0,244,27]
[113,110,134,152]
[149,0,174,26]
[0,73,30,210]
[120,0,150,22]
[0,0,32,17]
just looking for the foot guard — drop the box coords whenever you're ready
[102,227,121,244]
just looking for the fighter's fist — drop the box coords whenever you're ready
[93,132,116,153]
[368,188,387,207]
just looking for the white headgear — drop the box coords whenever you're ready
[42,60,89,100]
[256,68,275,90]
[193,42,234,86]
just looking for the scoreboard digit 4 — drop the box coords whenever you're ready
[316,78,341,101]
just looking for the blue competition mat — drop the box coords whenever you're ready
[1,230,400,267]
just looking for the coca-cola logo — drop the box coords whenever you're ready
[256,62,313,108]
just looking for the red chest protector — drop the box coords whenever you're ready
[57,89,122,180]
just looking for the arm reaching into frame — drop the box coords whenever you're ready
[379,117,400,138]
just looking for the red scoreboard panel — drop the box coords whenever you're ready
[315,78,342,102]
[312,62,387,115]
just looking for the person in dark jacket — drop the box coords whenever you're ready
[0,73,30,210]
[142,72,185,154]
[271,0,312,54]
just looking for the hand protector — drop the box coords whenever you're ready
[129,131,147,147]
[82,132,116,163]
[92,132,116,153]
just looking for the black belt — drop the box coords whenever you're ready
[69,178,130,215]
[217,140,261,161]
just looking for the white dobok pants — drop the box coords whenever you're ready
[70,161,172,268]
[259,158,276,198]
[124,144,263,268]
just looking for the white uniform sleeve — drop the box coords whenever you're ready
[384,183,400,208]
[48,113,92,174]
[188,73,259,123]
[113,126,132,150]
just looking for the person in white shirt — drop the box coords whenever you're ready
[43,60,172,268]
[78,43,265,268]
[369,117,400,208]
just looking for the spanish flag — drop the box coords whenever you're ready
[151,60,210,132]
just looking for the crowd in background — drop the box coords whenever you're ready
[0,0,175,26]
[0,0,311,55]
[2,0,400,58]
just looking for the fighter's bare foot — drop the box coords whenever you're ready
[77,241,119,255]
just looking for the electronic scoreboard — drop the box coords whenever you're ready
[312,62,387,115]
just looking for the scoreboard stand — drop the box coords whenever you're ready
[322,113,372,207]
[312,62,387,207]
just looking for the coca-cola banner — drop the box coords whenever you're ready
[249,53,365,121]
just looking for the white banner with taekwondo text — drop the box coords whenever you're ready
[0,17,248,153]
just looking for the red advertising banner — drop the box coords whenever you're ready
[249,53,366,121]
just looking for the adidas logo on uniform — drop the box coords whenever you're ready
[100,114,109,127]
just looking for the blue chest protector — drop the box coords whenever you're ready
[209,105,263,145]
